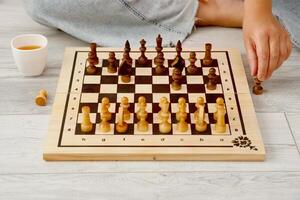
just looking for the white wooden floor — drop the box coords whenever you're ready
[1,0,300,199]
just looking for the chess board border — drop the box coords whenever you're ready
[44,47,265,161]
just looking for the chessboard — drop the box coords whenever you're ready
[44,42,265,161]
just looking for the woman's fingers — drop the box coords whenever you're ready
[245,39,258,76]
[267,34,280,79]
[256,34,270,81]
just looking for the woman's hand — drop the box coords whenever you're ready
[243,12,292,81]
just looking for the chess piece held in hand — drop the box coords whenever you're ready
[252,77,263,95]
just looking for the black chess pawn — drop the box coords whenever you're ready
[138,39,148,66]
[207,67,218,90]
[203,43,213,66]
[187,51,198,74]
[171,67,182,90]
[253,77,263,95]
[107,52,118,73]
[155,52,166,74]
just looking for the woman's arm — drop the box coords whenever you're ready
[243,0,292,81]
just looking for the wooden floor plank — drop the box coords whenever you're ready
[0,172,300,200]
[286,113,300,153]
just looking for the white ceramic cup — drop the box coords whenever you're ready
[11,34,48,76]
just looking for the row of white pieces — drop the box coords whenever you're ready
[81,93,224,105]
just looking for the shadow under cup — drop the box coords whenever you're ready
[11,34,48,76]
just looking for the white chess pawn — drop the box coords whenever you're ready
[99,112,111,132]
[81,106,93,133]
[137,96,148,132]
[176,97,186,121]
[214,97,224,120]
[194,97,207,132]
[116,106,128,133]
[121,96,130,121]
[101,97,111,121]
[214,97,226,133]
[158,97,171,134]
[176,97,188,132]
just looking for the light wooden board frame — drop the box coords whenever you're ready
[44,47,265,161]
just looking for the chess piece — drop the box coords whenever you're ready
[194,97,207,132]
[154,34,163,61]
[99,97,111,131]
[81,106,93,133]
[124,40,131,53]
[187,51,198,74]
[107,52,118,73]
[176,97,188,132]
[99,112,111,132]
[137,96,148,132]
[171,67,182,90]
[87,43,99,65]
[116,106,128,133]
[171,40,185,72]
[35,89,48,106]
[158,97,171,134]
[154,51,166,74]
[86,43,99,75]
[176,97,186,121]
[214,97,225,120]
[156,34,163,53]
[207,67,218,90]
[138,39,148,66]
[214,97,226,133]
[203,43,213,66]
[119,51,132,83]
[253,77,263,95]
[86,62,97,75]
[121,96,130,121]
[101,97,111,121]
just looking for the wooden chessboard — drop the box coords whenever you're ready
[44,47,265,161]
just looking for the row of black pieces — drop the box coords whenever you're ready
[82,83,218,94]
[84,59,219,76]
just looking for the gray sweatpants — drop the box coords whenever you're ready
[23,0,300,48]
